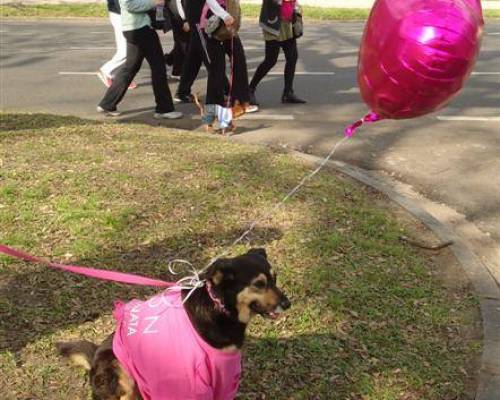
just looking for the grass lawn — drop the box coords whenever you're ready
[0,113,481,399]
[1,3,498,20]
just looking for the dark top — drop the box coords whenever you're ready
[107,0,121,14]
[259,0,281,36]
[185,0,205,24]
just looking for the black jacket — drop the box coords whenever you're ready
[259,0,281,36]
[185,0,205,24]
[107,0,120,14]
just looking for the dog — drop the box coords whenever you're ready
[193,94,247,136]
[56,248,291,400]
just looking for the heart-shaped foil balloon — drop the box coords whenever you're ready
[345,0,484,136]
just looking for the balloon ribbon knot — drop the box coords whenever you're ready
[344,111,382,137]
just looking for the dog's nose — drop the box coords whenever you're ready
[279,296,291,310]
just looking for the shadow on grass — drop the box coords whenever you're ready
[0,113,99,132]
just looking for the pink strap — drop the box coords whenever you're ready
[0,244,174,288]
[344,111,383,137]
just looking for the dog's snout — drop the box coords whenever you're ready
[279,295,291,310]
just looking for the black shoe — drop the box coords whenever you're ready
[249,87,259,106]
[174,93,193,104]
[281,90,306,104]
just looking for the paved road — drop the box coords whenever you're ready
[1,19,500,255]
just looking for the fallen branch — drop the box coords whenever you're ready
[399,235,453,251]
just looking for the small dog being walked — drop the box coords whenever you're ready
[57,248,291,400]
[193,94,247,136]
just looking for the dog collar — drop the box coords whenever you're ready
[205,281,230,316]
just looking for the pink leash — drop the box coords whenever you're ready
[0,244,175,288]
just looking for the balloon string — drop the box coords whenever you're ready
[344,111,383,137]
[201,135,350,272]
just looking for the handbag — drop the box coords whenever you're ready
[292,8,304,39]
[202,0,241,41]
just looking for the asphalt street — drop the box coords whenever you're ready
[1,18,499,249]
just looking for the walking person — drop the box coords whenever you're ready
[173,0,210,103]
[97,0,138,90]
[249,0,306,105]
[98,0,182,119]
[163,0,190,79]
[201,0,257,129]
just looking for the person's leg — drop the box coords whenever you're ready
[249,40,280,91]
[224,36,251,106]
[281,38,305,103]
[176,27,206,99]
[205,38,226,106]
[101,12,128,78]
[170,21,185,77]
[282,38,298,94]
[141,27,176,113]
[98,30,144,112]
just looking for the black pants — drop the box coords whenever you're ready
[250,38,298,94]
[99,26,174,113]
[164,16,190,76]
[176,26,210,97]
[206,36,250,106]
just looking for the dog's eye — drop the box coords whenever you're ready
[253,280,266,289]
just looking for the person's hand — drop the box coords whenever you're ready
[155,0,165,6]
[182,22,190,32]
[224,15,235,27]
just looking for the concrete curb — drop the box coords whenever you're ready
[293,151,500,400]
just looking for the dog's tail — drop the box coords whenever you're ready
[56,340,98,371]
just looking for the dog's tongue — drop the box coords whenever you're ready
[268,306,285,320]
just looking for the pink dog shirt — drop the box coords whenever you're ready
[112,290,241,400]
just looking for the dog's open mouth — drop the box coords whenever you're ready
[250,302,284,320]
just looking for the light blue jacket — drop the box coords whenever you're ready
[119,0,156,32]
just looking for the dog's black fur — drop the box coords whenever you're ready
[57,248,290,400]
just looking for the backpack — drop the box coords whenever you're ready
[200,0,241,41]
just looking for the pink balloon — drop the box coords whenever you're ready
[345,0,484,136]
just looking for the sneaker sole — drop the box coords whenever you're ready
[97,107,121,117]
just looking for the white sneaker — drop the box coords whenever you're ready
[154,111,183,120]
[97,106,121,117]
[245,104,259,113]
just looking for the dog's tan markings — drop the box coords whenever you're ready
[236,275,280,323]
[212,270,224,285]
[251,273,268,291]
[68,353,92,371]
[116,362,138,400]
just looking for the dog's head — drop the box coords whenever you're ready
[204,248,291,324]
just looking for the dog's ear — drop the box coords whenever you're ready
[247,248,267,259]
[205,259,235,285]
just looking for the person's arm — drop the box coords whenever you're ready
[206,0,230,21]
[176,0,186,21]
[122,0,158,13]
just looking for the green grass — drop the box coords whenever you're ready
[1,3,499,19]
[0,113,480,399]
